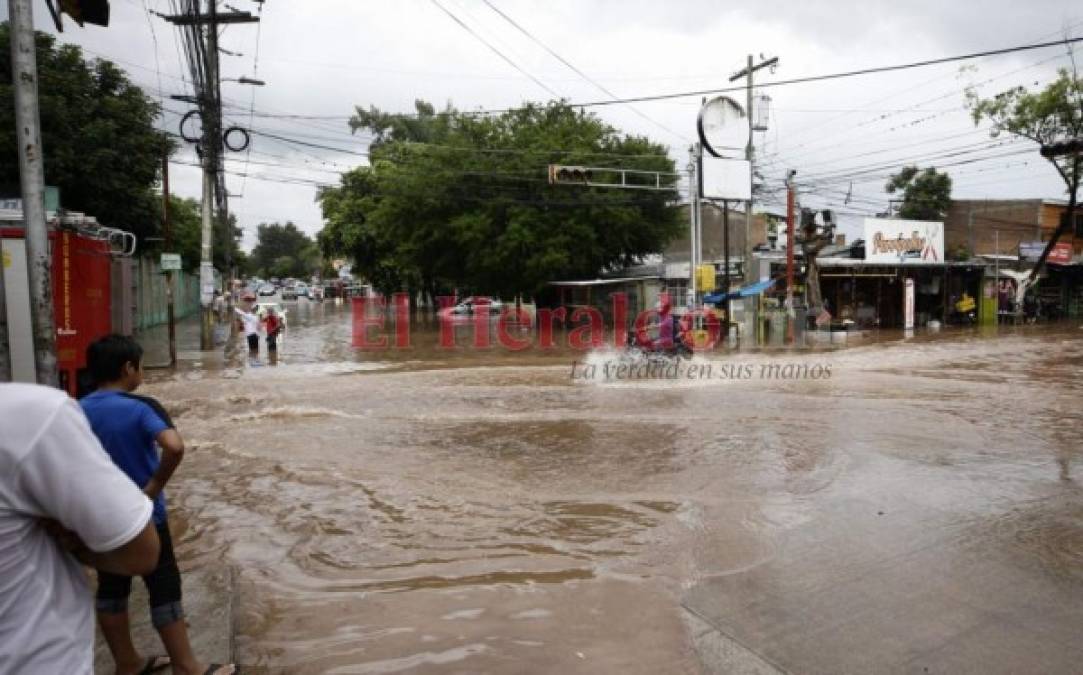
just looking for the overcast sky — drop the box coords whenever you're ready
[9,0,1082,249]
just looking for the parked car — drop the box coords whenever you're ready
[258,284,277,297]
[281,284,298,300]
[294,282,309,298]
[440,296,505,317]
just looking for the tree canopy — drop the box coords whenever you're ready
[885,166,953,221]
[967,67,1082,277]
[250,221,321,279]
[967,67,1082,188]
[0,23,172,243]
[166,196,244,274]
[318,100,681,298]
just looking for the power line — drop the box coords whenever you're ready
[562,36,1083,109]
[239,0,266,198]
[770,49,1073,162]
[429,0,560,98]
[479,0,688,144]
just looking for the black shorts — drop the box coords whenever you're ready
[247,333,259,350]
[96,521,184,629]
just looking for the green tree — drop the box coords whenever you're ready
[251,221,317,278]
[319,100,680,299]
[164,196,243,273]
[0,23,172,243]
[885,166,953,221]
[318,167,409,292]
[967,68,1082,279]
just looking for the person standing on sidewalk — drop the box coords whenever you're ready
[235,304,261,354]
[0,383,161,675]
[82,335,235,675]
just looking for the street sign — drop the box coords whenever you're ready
[863,218,944,264]
[1019,240,1073,264]
[696,264,716,292]
[701,157,752,200]
[160,252,182,270]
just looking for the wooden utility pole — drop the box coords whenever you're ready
[8,0,58,386]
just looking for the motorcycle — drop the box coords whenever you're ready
[624,329,694,361]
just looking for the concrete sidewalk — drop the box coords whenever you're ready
[682,494,1083,674]
[93,565,235,674]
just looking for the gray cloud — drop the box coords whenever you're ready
[5,0,1080,250]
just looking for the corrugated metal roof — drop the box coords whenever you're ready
[549,276,661,286]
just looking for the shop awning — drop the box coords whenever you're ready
[704,278,776,304]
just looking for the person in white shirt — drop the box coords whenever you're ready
[0,383,163,674]
[234,305,261,353]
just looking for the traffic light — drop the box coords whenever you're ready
[548,165,594,185]
[59,0,110,27]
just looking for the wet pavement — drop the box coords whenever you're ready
[119,298,1082,673]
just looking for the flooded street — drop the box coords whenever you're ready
[141,301,1083,673]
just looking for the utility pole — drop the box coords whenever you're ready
[687,146,698,306]
[0,241,10,382]
[694,141,705,318]
[785,170,797,342]
[8,0,58,386]
[164,2,258,350]
[162,153,177,367]
[722,199,731,325]
[198,1,220,350]
[730,55,777,284]
[728,54,778,345]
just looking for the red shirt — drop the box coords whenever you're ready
[264,314,281,335]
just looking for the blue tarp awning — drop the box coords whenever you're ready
[703,278,777,305]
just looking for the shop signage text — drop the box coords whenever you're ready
[1019,240,1073,264]
[863,218,944,264]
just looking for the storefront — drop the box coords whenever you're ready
[813,218,985,329]
[817,259,985,329]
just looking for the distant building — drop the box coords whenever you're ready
[944,199,1082,259]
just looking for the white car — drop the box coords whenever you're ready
[441,296,505,316]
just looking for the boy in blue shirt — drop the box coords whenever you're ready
[82,335,234,675]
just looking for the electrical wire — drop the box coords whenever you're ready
[140,0,165,112]
[479,0,688,144]
[238,0,265,198]
[575,36,1083,108]
[429,0,560,98]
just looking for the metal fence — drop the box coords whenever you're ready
[112,256,200,332]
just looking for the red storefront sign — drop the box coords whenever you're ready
[1048,242,1074,265]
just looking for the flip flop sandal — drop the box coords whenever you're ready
[138,655,171,674]
[203,664,238,675]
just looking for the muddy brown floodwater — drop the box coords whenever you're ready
[142,303,1083,673]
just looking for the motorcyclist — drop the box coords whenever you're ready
[653,295,690,354]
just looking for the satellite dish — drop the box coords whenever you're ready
[697,96,746,158]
